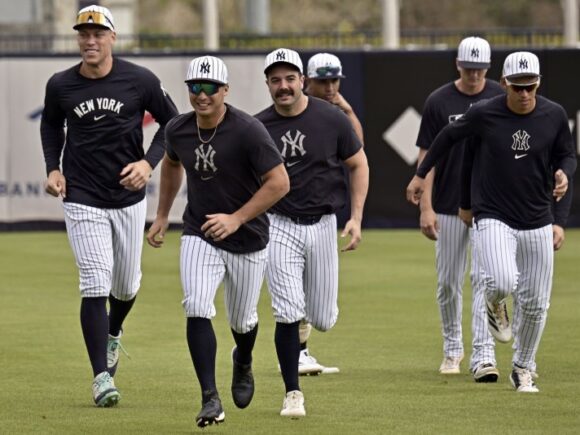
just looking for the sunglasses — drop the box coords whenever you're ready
[506,80,539,93]
[315,66,341,78]
[76,11,114,29]
[187,82,221,96]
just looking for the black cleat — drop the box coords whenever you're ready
[473,363,499,383]
[196,390,225,428]
[231,347,255,409]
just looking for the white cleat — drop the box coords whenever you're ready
[510,367,539,393]
[439,355,463,374]
[485,298,512,343]
[280,390,306,417]
[298,349,324,376]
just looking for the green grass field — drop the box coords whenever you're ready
[1,229,579,434]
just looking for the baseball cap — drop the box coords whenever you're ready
[73,5,115,31]
[307,53,346,79]
[502,51,541,80]
[264,48,303,75]
[457,37,491,69]
[185,56,228,84]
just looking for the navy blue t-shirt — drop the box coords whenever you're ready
[418,94,577,230]
[416,80,504,214]
[41,57,179,208]
[255,97,362,218]
[165,104,284,254]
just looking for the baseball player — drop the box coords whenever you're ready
[255,48,369,417]
[278,52,364,376]
[40,5,178,407]
[415,37,504,381]
[146,55,289,428]
[407,51,577,393]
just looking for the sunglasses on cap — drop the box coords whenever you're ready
[75,11,114,29]
[186,82,221,96]
[505,79,539,93]
[315,66,341,78]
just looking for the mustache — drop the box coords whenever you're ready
[275,89,294,98]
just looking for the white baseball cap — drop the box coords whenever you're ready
[73,5,115,31]
[502,51,540,80]
[185,56,228,84]
[307,53,345,79]
[264,48,303,75]
[457,36,491,69]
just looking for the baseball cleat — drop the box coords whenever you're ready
[439,355,463,374]
[298,349,324,376]
[196,390,225,427]
[510,367,539,393]
[107,331,129,377]
[231,347,254,409]
[473,363,499,383]
[485,298,512,343]
[92,371,120,407]
[280,390,306,418]
[321,366,340,374]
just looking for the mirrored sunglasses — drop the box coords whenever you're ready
[187,82,221,96]
[315,66,341,78]
[76,11,114,29]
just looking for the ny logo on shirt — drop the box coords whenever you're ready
[511,130,531,151]
[280,130,307,160]
[194,144,217,173]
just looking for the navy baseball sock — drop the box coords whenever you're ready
[108,295,136,337]
[275,321,301,392]
[300,341,307,351]
[80,296,109,377]
[187,317,218,393]
[231,324,258,365]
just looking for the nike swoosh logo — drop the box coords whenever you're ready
[94,114,106,121]
[514,154,528,159]
[201,176,214,181]
[286,161,300,167]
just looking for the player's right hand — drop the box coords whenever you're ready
[419,208,438,240]
[146,217,169,248]
[45,170,66,198]
[458,208,473,228]
[406,175,424,205]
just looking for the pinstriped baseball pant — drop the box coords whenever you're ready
[476,218,553,369]
[266,213,339,331]
[180,235,267,334]
[435,214,494,367]
[63,199,146,300]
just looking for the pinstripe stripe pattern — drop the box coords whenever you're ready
[266,213,339,331]
[475,218,553,369]
[180,235,267,333]
[63,199,146,299]
[469,225,496,369]
[457,37,491,66]
[186,56,228,84]
[435,214,468,357]
[502,51,540,78]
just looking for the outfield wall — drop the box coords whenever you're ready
[1,49,579,228]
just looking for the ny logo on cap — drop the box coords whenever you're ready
[200,61,210,74]
[519,59,528,69]
[471,48,479,58]
[276,51,286,60]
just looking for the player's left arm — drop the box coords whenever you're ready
[341,148,369,252]
[121,71,179,191]
[551,107,577,201]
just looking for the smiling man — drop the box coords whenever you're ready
[40,4,178,407]
[147,55,289,428]
[406,51,577,394]
[256,48,369,417]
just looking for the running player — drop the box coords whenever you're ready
[146,55,289,427]
[407,51,577,393]
[415,37,503,381]
[256,48,369,417]
[40,4,178,407]
[285,52,363,376]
